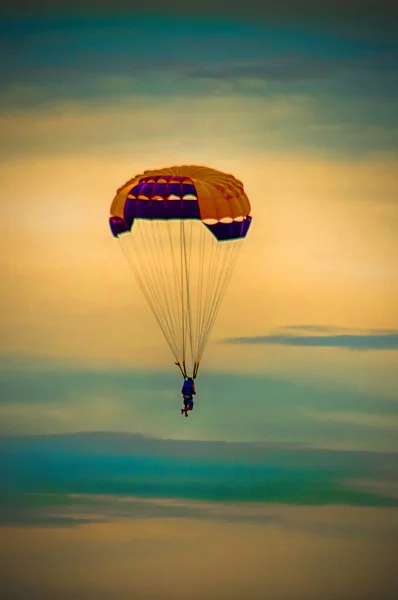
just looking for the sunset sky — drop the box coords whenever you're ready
[1,4,398,597]
[1,1,397,451]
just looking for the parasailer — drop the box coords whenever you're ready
[109,165,252,413]
[181,376,196,417]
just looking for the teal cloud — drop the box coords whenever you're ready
[1,13,397,158]
[223,329,398,350]
[0,14,396,101]
[1,2,398,40]
[2,432,398,509]
[0,358,397,451]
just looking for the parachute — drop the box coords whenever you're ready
[109,165,252,379]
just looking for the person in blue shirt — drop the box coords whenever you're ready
[181,377,196,417]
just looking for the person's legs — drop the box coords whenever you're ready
[181,396,193,417]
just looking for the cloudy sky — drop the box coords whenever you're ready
[1,3,398,599]
[1,2,398,450]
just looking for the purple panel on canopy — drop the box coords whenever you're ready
[181,200,201,219]
[109,216,130,238]
[123,197,201,229]
[167,199,185,219]
[135,200,152,219]
[151,199,168,219]
[168,182,182,196]
[152,182,167,198]
[205,216,252,241]
[129,177,197,202]
[139,182,154,198]
[129,182,143,197]
[181,183,197,197]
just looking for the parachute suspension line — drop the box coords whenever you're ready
[118,219,243,380]
[179,221,187,376]
[176,361,187,378]
[127,221,182,362]
[154,219,180,357]
[195,230,215,354]
[118,234,179,362]
[149,220,187,371]
[197,239,242,363]
[209,241,242,348]
[135,221,179,358]
[180,221,192,376]
[144,221,177,345]
[124,230,171,343]
[131,224,170,338]
[193,224,206,378]
[196,240,225,362]
[197,238,243,362]
[204,241,239,341]
[196,236,221,361]
[167,220,184,366]
[128,225,181,361]
[183,220,195,367]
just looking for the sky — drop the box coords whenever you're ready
[1,0,397,451]
[1,2,398,598]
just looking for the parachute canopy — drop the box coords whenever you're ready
[109,165,252,379]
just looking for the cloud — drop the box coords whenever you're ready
[0,493,281,528]
[4,54,394,89]
[3,493,398,534]
[0,16,396,153]
[188,53,398,86]
[1,91,397,161]
[0,8,396,115]
[303,409,398,431]
[2,433,398,508]
[282,325,398,334]
[343,478,398,500]
[223,328,398,351]
[1,359,398,451]
[1,1,397,40]
[0,93,312,157]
